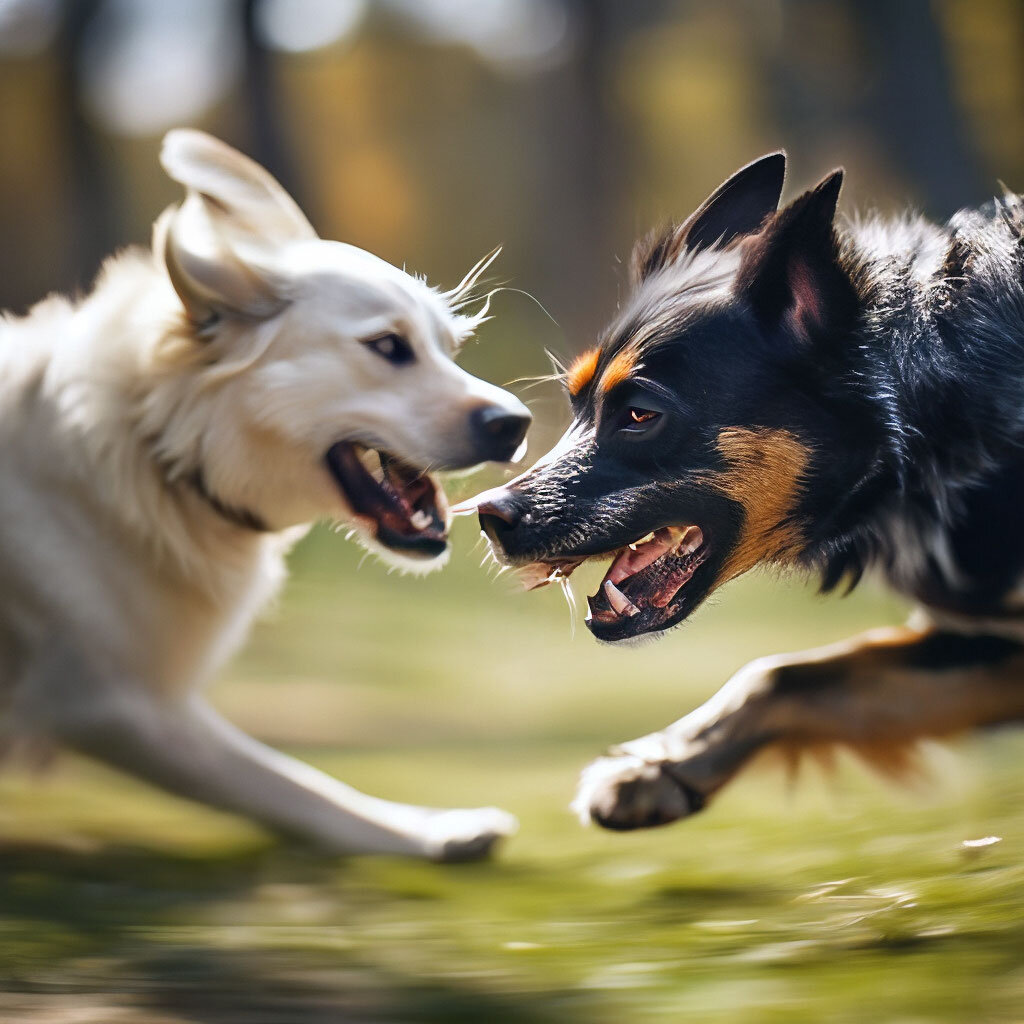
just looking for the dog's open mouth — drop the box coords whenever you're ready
[325,441,448,558]
[517,525,709,640]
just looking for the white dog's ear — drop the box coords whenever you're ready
[158,129,316,326]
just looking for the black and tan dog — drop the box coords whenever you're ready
[469,152,1024,831]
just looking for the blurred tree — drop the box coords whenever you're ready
[242,0,306,210]
[1,0,1022,328]
[531,0,629,346]
[761,0,985,214]
[56,0,118,292]
[853,0,986,212]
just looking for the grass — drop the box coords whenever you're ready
[2,518,1023,1023]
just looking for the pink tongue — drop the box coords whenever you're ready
[607,528,677,585]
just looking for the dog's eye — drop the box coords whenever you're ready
[364,333,414,365]
[618,406,662,434]
[629,408,658,424]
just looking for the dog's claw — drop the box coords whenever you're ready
[572,753,704,831]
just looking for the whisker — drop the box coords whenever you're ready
[544,348,569,376]
[503,371,566,390]
[487,285,560,327]
[559,576,577,640]
[445,246,504,309]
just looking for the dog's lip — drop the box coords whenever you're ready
[512,525,710,639]
[325,441,449,558]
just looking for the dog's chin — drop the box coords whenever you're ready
[324,441,451,573]
[350,525,451,576]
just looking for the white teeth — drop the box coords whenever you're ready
[628,532,656,550]
[510,437,529,464]
[603,579,640,617]
[677,525,704,555]
[409,509,431,530]
[359,447,384,480]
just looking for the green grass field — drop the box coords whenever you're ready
[2,520,1023,1023]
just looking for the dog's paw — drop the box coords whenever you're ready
[423,807,519,863]
[572,752,704,831]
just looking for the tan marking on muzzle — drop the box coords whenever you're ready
[701,427,809,587]
[566,348,600,396]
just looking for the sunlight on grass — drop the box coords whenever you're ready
[2,525,1022,1022]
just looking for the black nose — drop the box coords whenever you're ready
[478,490,523,551]
[470,405,532,463]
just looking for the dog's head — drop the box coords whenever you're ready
[468,153,877,641]
[155,129,530,569]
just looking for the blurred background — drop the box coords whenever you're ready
[3,2,1024,1022]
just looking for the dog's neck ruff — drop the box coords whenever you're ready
[809,199,1024,598]
[189,468,270,533]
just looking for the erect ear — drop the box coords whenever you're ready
[157,129,317,327]
[632,152,787,282]
[736,169,858,345]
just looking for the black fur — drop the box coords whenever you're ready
[483,154,1024,642]
[633,151,786,277]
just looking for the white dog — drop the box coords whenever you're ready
[0,130,530,860]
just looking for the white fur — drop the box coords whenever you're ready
[0,130,523,860]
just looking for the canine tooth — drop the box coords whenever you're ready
[634,532,656,546]
[603,580,640,617]
[678,526,704,555]
[409,509,431,530]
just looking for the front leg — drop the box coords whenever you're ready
[19,655,515,861]
[576,625,1024,831]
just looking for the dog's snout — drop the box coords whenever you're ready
[478,490,523,551]
[470,404,532,463]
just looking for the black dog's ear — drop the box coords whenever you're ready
[633,152,786,282]
[737,169,858,346]
[680,151,788,253]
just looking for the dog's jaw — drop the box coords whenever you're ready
[349,525,452,576]
[324,441,451,564]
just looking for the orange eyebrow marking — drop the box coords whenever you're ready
[599,347,639,393]
[566,348,600,396]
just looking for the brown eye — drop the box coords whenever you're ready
[616,404,664,440]
[629,408,659,424]
[365,333,414,365]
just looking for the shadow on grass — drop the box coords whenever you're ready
[644,882,781,920]
[0,839,582,1024]
[130,946,576,1024]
